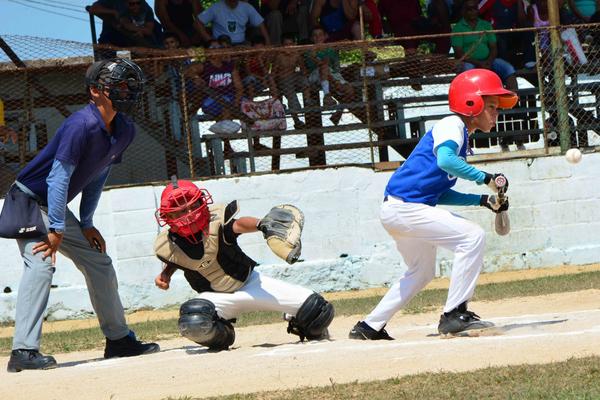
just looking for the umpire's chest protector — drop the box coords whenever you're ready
[154,202,252,293]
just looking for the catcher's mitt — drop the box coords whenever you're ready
[257,204,304,264]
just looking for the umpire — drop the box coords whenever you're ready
[2,58,159,372]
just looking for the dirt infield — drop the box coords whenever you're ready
[3,264,599,339]
[1,288,600,400]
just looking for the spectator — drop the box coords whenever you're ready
[88,0,129,48]
[378,0,422,48]
[155,0,204,47]
[163,31,180,50]
[0,97,17,151]
[479,0,535,68]
[356,0,383,39]
[305,27,355,125]
[119,0,163,48]
[196,0,271,46]
[425,0,452,54]
[262,0,311,44]
[0,96,18,194]
[188,39,243,155]
[567,0,600,22]
[310,0,359,41]
[451,1,518,91]
[242,36,279,100]
[273,33,308,128]
[452,0,521,151]
[158,32,189,142]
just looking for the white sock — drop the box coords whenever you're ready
[321,80,330,95]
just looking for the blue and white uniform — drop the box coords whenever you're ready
[363,115,489,332]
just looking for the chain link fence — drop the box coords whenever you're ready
[535,24,600,150]
[2,24,600,193]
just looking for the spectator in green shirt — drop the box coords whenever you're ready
[451,0,518,92]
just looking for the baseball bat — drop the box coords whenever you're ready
[494,175,510,236]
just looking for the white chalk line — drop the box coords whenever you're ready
[402,308,600,332]
[252,325,600,357]
[70,308,600,367]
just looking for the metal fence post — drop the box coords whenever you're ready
[548,0,571,152]
[179,64,195,178]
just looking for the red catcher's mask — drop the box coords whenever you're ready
[155,180,213,243]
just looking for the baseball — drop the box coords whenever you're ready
[565,148,583,164]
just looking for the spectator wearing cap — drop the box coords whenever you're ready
[155,0,205,47]
[196,0,271,46]
[2,58,159,373]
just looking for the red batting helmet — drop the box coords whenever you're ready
[448,69,518,117]
[155,178,213,243]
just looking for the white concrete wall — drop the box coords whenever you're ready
[1,152,599,322]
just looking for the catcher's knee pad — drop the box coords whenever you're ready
[287,293,334,341]
[178,298,235,351]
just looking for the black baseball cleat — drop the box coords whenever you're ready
[104,331,160,359]
[438,307,495,336]
[349,321,394,340]
[7,349,57,373]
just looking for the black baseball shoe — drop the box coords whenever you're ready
[104,331,160,359]
[7,349,57,373]
[349,321,394,340]
[438,306,494,336]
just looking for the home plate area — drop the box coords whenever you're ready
[2,293,600,400]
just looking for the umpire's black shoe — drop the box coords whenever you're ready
[7,349,57,373]
[438,308,494,336]
[104,331,160,359]
[349,321,394,340]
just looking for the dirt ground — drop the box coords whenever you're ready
[2,264,599,338]
[1,286,600,400]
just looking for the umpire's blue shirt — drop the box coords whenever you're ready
[17,103,135,204]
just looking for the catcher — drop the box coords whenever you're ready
[153,178,334,351]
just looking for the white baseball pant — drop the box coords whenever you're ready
[364,195,486,331]
[198,270,314,320]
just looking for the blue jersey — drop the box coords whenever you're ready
[385,115,469,206]
[17,103,135,204]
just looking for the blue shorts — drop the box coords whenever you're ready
[463,58,516,82]
[202,94,234,118]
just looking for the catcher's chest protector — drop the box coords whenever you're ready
[154,203,248,293]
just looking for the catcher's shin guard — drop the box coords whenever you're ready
[178,299,235,351]
[287,293,334,341]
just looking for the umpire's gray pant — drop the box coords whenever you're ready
[12,208,129,350]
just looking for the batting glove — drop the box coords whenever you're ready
[483,173,509,193]
[480,194,509,213]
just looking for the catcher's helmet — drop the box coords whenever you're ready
[448,69,518,117]
[85,58,145,114]
[156,177,213,244]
